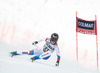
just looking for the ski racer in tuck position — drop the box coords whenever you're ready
[11,33,61,66]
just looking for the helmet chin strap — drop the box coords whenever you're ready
[50,41,57,45]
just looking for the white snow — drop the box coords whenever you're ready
[0,41,99,73]
[0,0,100,73]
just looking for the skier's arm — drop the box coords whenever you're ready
[55,46,61,66]
[32,38,48,45]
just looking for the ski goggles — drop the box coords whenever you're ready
[50,37,58,43]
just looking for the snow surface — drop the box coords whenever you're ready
[0,0,100,73]
[0,42,99,73]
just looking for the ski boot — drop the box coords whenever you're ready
[10,51,18,57]
[31,56,39,62]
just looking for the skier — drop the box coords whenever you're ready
[11,33,61,66]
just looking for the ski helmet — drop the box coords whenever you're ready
[50,33,59,43]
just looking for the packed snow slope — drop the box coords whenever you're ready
[0,41,99,73]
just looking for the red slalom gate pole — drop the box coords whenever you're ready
[95,15,99,71]
[76,11,78,61]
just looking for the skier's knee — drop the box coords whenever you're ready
[28,50,34,55]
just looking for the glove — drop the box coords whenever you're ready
[55,61,59,66]
[32,41,38,45]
